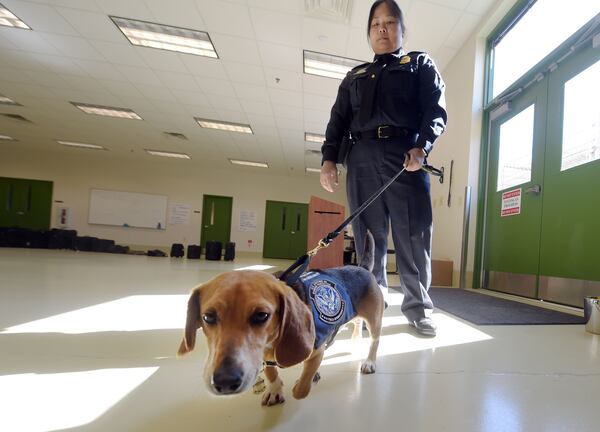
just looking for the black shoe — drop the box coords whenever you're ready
[409,317,437,337]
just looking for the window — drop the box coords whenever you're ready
[561,59,600,171]
[490,0,599,99]
[497,105,535,191]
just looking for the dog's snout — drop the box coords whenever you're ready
[212,358,244,394]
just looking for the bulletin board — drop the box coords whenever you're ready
[88,189,167,229]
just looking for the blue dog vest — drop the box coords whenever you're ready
[299,271,357,349]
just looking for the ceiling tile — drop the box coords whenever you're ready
[72,59,126,80]
[303,74,339,98]
[198,0,255,39]
[303,93,335,111]
[144,0,207,30]
[115,65,163,86]
[155,70,201,91]
[263,67,302,91]
[302,17,349,54]
[247,0,304,14]
[251,8,302,47]
[467,0,497,16]
[232,83,270,103]
[181,55,227,78]
[426,0,471,11]
[257,41,300,71]
[240,99,272,116]
[134,84,177,102]
[42,33,105,61]
[207,94,243,111]
[268,87,303,108]
[0,30,61,55]
[90,40,147,67]
[94,0,154,20]
[403,2,461,54]
[3,1,79,36]
[222,61,265,85]
[137,48,189,73]
[56,8,124,43]
[210,33,261,64]
[194,77,237,97]
[445,12,481,49]
[171,89,209,106]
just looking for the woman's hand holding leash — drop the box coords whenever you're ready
[403,147,427,171]
[320,160,339,192]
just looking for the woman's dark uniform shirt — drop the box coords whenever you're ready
[321,50,447,162]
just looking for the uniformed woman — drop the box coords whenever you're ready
[320,0,447,336]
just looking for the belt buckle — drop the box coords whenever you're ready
[377,125,390,139]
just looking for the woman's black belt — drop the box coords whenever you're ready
[351,125,412,140]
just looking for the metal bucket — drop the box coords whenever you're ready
[583,296,600,335]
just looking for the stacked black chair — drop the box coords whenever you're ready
[170,243,185,258]
[187,244,201,259]
[224,242,236,261]
[205,241,222,261]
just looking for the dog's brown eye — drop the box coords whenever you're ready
[250,312,270,325]
[202,312,217,325]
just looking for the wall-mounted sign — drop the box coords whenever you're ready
[501,188,521,217]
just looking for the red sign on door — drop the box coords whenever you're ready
[501,188,522,217]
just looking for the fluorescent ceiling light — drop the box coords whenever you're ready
[0,3,31,29]
[306,167,321,173]
[305,132,325,143]
[0,94,20,105]
[145,149,190,159]
[229,159,268,168]
[303,50,365,80]
[195,118,253,134]
[58,140,106,150]
[71,102,142,120]
[111,16,218,58]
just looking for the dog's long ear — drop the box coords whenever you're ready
[274,283,315,368]
[177,288,201,356]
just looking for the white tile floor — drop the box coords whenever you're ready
[1,248,599,432]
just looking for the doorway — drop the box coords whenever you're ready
[263,200,308,260]
[0,177,53,230]
[483,42,600,306]
[200,195,232,249]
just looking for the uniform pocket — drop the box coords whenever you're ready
[349,73,369,111]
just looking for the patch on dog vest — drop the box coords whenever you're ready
[300,271,357,348]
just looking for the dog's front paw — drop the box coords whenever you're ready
[292,380,311,399]
[261,389,285,406]
[261,377,285,406]
[360,360,376,374]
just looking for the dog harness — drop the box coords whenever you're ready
[299,271,357,349]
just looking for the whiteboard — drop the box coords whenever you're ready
[89,189,167,229]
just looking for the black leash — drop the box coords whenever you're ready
[278,163,443,284]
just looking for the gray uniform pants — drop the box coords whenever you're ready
[346,137,433,322]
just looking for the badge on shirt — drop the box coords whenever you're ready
[354,67,367,75]
[399,55,411,64]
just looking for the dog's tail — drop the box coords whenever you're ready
[358,230,375,272]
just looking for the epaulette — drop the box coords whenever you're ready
[349,61,371,76]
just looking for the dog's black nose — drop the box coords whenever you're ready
[212,364,244,394]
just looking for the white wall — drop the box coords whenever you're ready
[429,0,518,286]
[0,146,347,253]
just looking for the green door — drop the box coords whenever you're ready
[0,177,53,230]
[263,201,308,259]
[483,79,548,298]
[483,41,600,305]
[200,195,232,249]
[537,44,600,305]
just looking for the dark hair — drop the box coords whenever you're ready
[367,0,406,37]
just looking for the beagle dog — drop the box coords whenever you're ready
[177,233,384,406]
